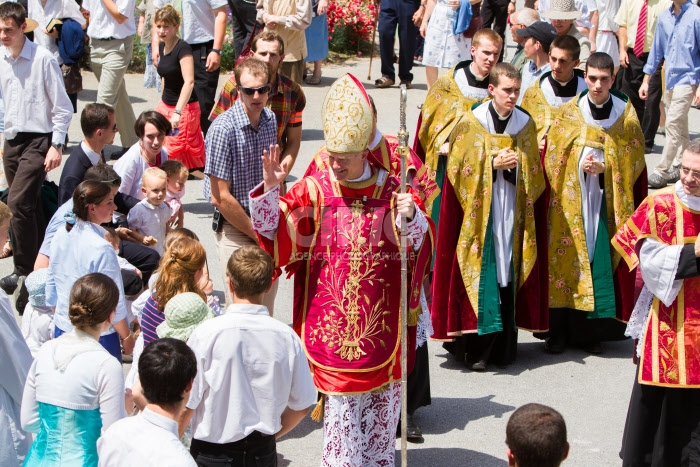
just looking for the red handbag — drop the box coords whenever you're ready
[235,21,262,66]
[463,2,482,39]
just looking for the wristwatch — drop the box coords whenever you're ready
[420,3,427,7]
[174,109,182,115]
[51,142,64,151]
[211,48,222,55]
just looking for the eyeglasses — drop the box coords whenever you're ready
[238,84,271,96]
[111,124,118,132]
[680,166,700,179]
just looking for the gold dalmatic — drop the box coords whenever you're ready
[544,93,645,310]
[447,110,544,317]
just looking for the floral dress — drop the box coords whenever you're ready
[422,0,472,68]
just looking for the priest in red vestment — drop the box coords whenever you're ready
[248,74,434,466]
[613,139,700,466]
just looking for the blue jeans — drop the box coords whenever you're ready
[54,326,122,363]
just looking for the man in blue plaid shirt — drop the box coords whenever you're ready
[204,57,279,310]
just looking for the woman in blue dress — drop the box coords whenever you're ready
[21,273,127,466]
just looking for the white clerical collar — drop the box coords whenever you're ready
[587,95,611,109]
[368,129,383,150]
[348,161,373,182]
[469,62,487,82]
[329,160,372,183]
[674,180,700,211]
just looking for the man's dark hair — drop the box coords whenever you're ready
[81,103,115,138]
[550,35,580,61]
[0,2,26,29]
[84,164,121,187]
[506,403,568,467]
[585,52,615,76]
[139,338,197,408]
[134,110,172,139]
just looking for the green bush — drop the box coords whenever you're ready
[329,24,374,55]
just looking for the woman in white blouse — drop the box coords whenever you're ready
[21,273,127,466]
[113,111,171,199]
[46,180,134,362]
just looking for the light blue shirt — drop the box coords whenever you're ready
[46,221,127,334]
[518,60,551,105]
[643,0,700,89]
[38,199,73,257]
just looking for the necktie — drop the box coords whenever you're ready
[634,0,647,58]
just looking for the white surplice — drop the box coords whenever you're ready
[540,75,587,108]
[577,94,626,261]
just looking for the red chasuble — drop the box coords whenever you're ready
[613,188,700,387]
[254,168,434,395]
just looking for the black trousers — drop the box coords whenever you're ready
[621,363,700,466]
[191,40,221,137]
[617,49,663,150]
[228,0,258,59]
[407,341,431,415]
[480,0,509,61]
[4,132,51,276]
[378,0,420,82]
[191,432,277,467]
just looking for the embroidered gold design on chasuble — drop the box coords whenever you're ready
[309,199,393,362]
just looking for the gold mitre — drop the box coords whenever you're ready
[322,73,373,154]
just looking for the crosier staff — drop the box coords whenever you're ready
[397,83,409,465]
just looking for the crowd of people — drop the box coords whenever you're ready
[0,0,699,464]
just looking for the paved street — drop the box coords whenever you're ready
[6,46,699,466]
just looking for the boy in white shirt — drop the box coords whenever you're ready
[20,268,54,358]
[97,338,197,466]
[127,167,171,255]
[183,246,316,465]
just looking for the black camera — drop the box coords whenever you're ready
[212,209,223,232]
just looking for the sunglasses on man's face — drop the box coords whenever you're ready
[238,84,271,96]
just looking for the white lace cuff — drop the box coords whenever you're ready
[416,287,433,348]
[395,206,428,251]
[625,285,653,357]
[249,183,280,241]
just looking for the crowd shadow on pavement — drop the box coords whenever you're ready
[417,395,515,435]
[396,447,508,467]
[436,338,634,376]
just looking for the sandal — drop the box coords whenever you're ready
[306,75,322,85]
[374,77,395,88]
[0,241,12,259]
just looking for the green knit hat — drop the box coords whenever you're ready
[157,292,214,341]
